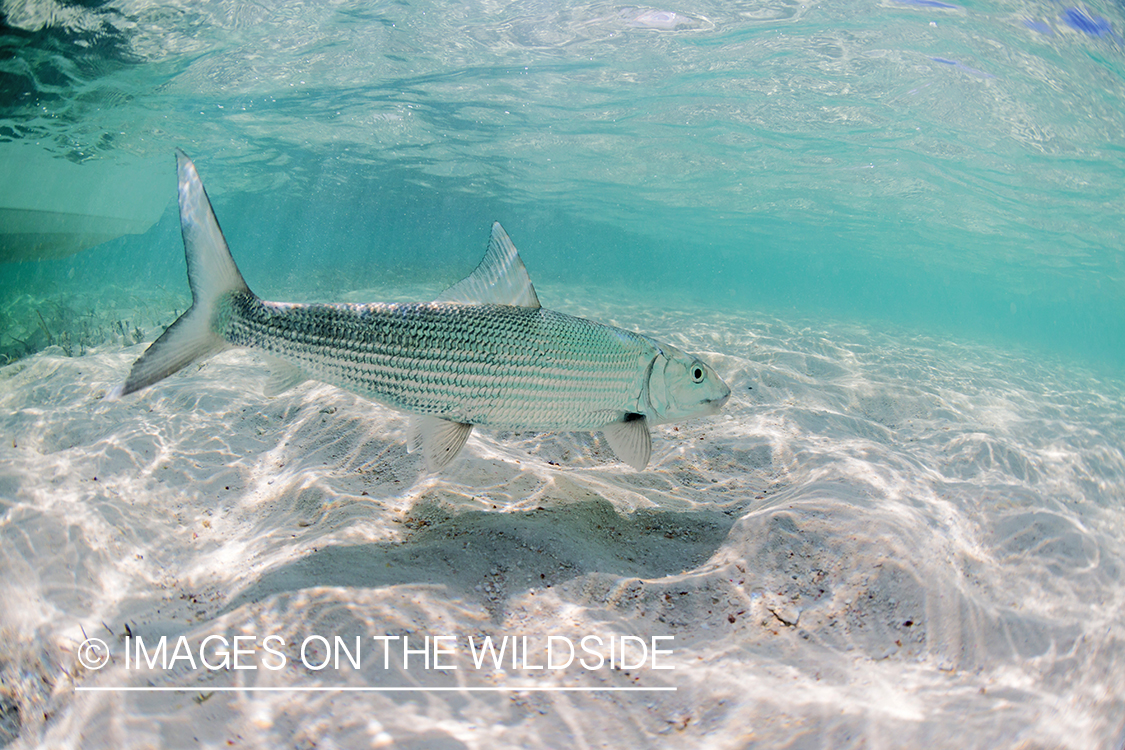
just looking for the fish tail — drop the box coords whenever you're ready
[108,150,252,399]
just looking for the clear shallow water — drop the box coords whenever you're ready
[2,0,1124,367]
[2,0,1125,748]
[1,295,1123,747]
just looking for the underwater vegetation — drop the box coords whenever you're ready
[0,289,180,365]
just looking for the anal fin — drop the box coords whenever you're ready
[409,416,474,471]
[262,355,307,397]
[602,414,652,471]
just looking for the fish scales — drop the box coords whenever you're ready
[223,293,655,430]
[111,150,730,470]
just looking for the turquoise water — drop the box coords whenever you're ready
[3,2,1125,749]
[2,0,1123,368]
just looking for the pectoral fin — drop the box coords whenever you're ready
[409,416,474,471]
[602,414,652,471]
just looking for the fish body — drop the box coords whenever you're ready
[112,151,730,470]
[225,295,657,430]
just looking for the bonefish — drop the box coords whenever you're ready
[111,150,730,470]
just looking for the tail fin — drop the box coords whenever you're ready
[108,150,251,399]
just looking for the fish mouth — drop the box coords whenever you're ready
[705,391,731,413]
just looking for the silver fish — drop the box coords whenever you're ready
[110,151,730,470]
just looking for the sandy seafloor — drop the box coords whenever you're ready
[1,286,1123,750]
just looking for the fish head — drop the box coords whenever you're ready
[645,343,730,424]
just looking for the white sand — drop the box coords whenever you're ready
[1,290,1123,749]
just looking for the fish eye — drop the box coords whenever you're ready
[691,364,705,383]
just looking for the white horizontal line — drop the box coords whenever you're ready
[76,686,676,693]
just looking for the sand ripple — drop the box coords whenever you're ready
[1,299,1123,748]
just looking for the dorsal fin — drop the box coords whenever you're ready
[435,222,541,308]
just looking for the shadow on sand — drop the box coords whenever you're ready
[224,496,739,621]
